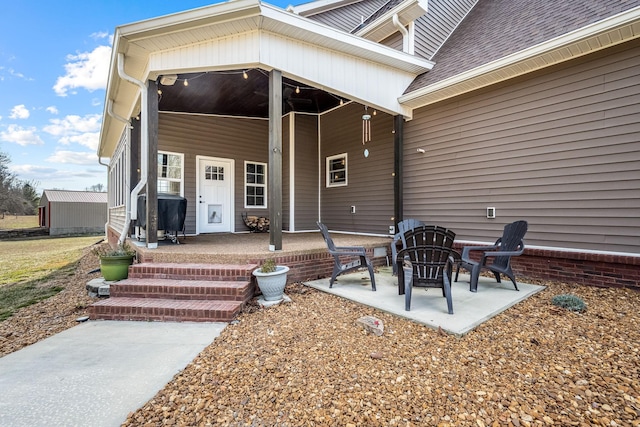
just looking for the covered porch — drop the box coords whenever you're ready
[129,231,392,283]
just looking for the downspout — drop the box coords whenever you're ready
[392,14,409,53]
[116,52,148,245]
[107,99,133,245]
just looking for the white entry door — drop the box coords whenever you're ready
[197,157,233,233]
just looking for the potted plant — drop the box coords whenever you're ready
[252,258,289,301]
[93,241,136,281]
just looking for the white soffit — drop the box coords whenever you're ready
[400,6,640,109]
[354,0,428,41]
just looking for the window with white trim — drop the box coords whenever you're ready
[326,153,348,187]
[158,151,183,195]
[245,161,267,208]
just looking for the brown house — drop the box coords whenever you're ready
[98,0,640,288]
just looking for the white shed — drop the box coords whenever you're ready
[39,190,107,236]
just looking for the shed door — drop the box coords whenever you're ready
[197,157,233,233]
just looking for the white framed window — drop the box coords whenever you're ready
[158,151,183,196]
[245,161,267,208]
[326,153,348,187]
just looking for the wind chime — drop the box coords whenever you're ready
[362,106,372,145]
[362,106,372,157]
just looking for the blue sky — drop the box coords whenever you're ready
[0,0,299,194]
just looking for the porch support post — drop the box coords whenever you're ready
[268,69,283,251]
[130,118,141,189]
[129,118,141,238]
[393,115,403,226]
[146,79,159,248]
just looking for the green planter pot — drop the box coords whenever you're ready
[100,255,134,281]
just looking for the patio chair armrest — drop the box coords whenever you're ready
[480,240,525,260]
[334,245,367,252]
[461,244,499,259]
[331,247,367,256]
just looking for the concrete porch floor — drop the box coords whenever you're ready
[130,232,392,264]
[304,266,545,336]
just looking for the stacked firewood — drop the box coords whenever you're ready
[242,214,270,232]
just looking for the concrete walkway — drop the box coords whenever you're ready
[0,321,225,427]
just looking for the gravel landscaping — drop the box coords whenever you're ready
[1,250,639,426]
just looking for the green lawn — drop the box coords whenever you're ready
[0,215,38,230]
[0,235,103,321]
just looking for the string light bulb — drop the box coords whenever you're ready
[339,99,344,106]
[243,70,248,79]
[183,79,189,86]
[295,86,300,94]
[157,89,162,95]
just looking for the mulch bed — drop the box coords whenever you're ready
[1,251,639,426]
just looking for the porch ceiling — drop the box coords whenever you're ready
[157,69,344,118]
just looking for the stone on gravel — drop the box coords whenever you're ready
[356,315,384,336]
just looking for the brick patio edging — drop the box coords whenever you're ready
[452,243,640,291]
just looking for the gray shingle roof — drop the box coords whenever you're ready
[405,0,640,93]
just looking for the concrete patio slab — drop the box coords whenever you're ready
[304,267,545,336]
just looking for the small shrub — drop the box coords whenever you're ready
[552,294,587,312]
[259,258,277,273]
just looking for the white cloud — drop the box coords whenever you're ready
[9,104,30,119]
[11,164,57,175]
[90,31,110,41]
[43,114,101,150]
[46,106,59,115]
[0,124,44,146]
[53,45,111,96]
[10,163,107,192]
[47,150,98,165]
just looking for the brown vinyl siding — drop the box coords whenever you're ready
[305,0,389,33]
[414,0,477,60]
[158,113,269,234]
[320,103,395,234]
[293,114,320,231]
[381,31,403,51]
[403,40,640,254]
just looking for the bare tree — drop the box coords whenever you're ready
[86,183,105,192]
[0,150,39,215]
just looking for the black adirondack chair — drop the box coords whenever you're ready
[391,218,425,275]
[317,221,376,291]
[397,225,457,313]
[455,220,528,292]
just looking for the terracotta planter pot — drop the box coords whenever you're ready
[100,255,134,281]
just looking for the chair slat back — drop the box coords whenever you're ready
[492,220,528,269]
[317,221,337,252]
[400,226,456,288]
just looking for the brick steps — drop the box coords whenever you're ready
[110,278,252,301]
[89,297,244,322]
[89,263,257,322]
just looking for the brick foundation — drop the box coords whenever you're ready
[453,243,640,291]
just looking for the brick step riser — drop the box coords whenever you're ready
[89,306,241,322]
[109,286,253,301]
[127,263,258,283]
[127,273,253,282]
